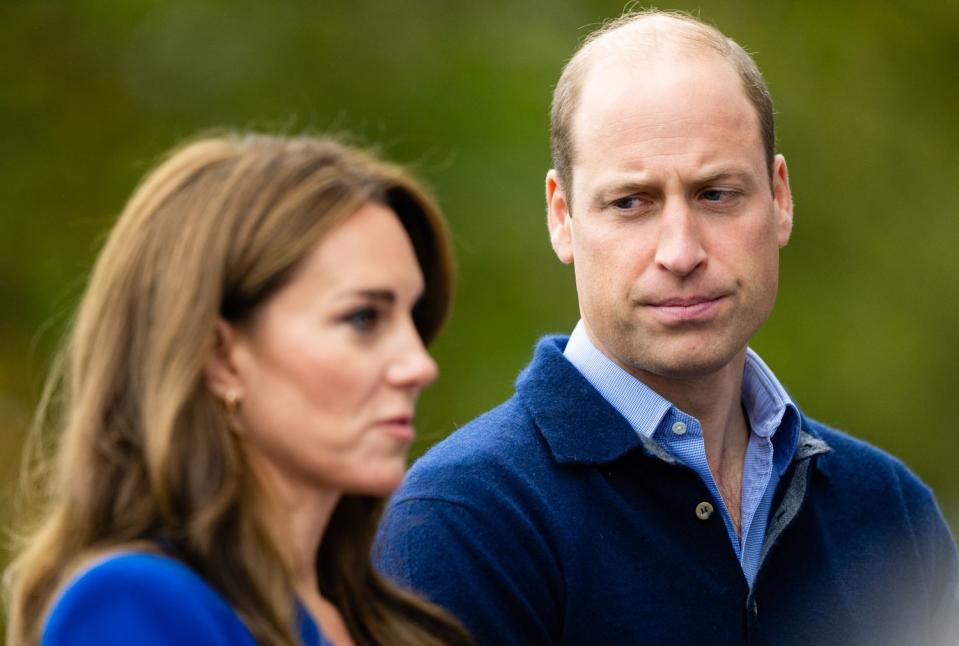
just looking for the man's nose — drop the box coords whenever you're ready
[654,199,707,277]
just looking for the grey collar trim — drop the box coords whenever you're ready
[639,435,678,464]
[796,430,831,460]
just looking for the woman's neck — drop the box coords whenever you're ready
[246,454,338,592]
[245,452,355,644]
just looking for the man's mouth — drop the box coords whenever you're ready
[644,294,728,322]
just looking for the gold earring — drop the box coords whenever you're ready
[224,390,240,416]
[223,390,243,435]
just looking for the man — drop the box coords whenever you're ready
[375,10,958,645]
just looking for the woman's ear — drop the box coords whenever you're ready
[204,319,244,401]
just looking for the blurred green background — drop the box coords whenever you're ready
[2,0,958,583]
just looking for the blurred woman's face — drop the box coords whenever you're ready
[219,202,438,499]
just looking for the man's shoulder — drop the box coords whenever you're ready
[804,416,936,502]
[402,394,548,495]
[427,394,538,457]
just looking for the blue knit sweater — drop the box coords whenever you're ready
[376,336,958,645]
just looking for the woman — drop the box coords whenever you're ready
[4,134,471,645]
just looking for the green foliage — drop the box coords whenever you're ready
[3,0,958,563]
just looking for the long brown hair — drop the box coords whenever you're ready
[4,133,470,645]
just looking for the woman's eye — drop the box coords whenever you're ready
[344,308,379,332]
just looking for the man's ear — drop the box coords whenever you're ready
[772,154,794,248]
[204,319,245,401]
[546,169,574,264]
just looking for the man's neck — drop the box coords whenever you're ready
[627,350,752,536]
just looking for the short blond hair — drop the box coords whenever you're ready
[550,10,775,201]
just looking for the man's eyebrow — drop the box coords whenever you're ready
[592,181,655,203]
[694,169,757,187]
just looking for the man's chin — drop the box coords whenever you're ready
[619,340,746,382]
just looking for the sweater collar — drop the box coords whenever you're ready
[516,335,654,465]
[516,335,830,466]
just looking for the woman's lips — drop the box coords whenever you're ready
[377,416,415,440]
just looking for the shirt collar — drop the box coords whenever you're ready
[563,321,670,440]
[563,320,801,474]
[741,347,801,474]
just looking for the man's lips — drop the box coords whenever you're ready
[643,294,729,322]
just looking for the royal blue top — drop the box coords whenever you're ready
[43,552,329,646]
[563,320,800,586]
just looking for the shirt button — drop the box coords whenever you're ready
[695,501,714,520]
[671,421,687,435]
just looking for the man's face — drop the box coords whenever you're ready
[547,50,793,382]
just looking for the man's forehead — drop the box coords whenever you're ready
[573,51,755,142]
[570,17,748,135]
[566,46,766,191]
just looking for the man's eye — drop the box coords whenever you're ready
[611,196,643,210]
[344,308,379,332]
[701,189,734,202]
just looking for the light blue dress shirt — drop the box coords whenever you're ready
[563,321,800,587]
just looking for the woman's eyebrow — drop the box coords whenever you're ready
[330,288,397,304]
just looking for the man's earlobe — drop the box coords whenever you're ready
[546,170,574,264]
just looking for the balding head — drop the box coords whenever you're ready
[550,10,775,204]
